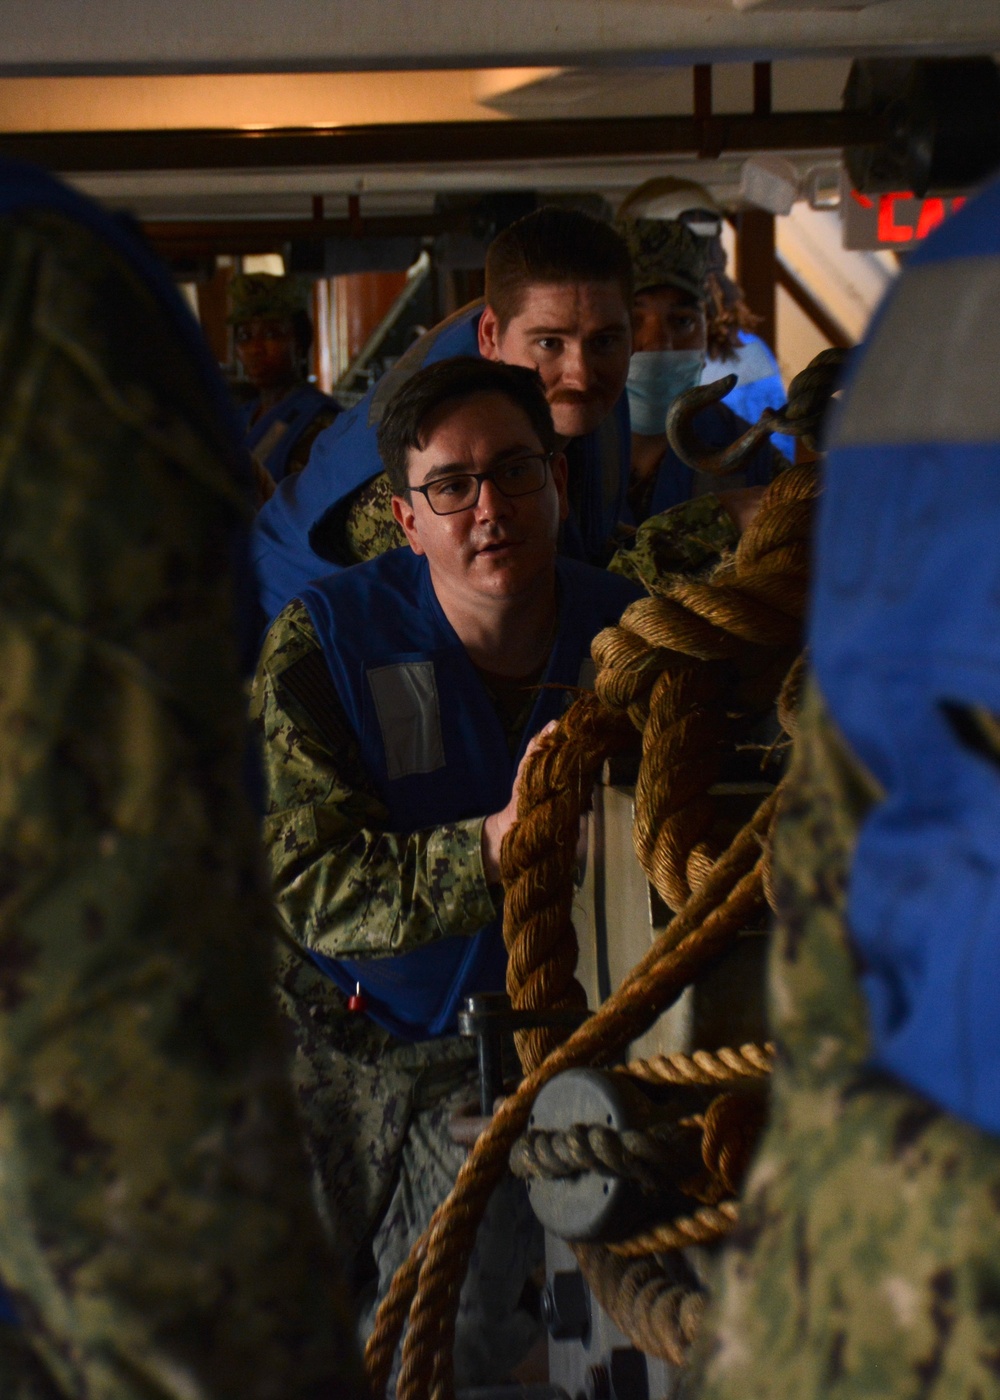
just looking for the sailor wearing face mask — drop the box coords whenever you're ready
[616,212,782,526]
[620,178,795,461]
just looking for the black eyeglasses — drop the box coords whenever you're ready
[408,453,552,516]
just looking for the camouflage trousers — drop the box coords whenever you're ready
[0,1328,63,1400]
[358,1082,544,1394]
[686,1070,1000,1400]
[283,995,544,1392]
[685,684,1000,1400]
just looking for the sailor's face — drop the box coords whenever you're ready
[392,392,569,604]
[479,282,632,442]
[631,285,708,353]
[234,316,298,390]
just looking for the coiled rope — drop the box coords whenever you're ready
[366,459,819,1400]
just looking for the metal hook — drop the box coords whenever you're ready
[666,374,786,477]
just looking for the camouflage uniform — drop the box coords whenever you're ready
[687,681,1000,1400]
[609,494,739,591]
[252,599,543,1384]
[228,273,341,503]
[0,201,363,1398]
[313,473,407,569]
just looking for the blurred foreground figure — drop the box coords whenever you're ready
[689,177,1000,1400]
[0,163,362,1400]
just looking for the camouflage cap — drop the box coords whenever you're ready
[615,218,711,301]
[228,273,310,324]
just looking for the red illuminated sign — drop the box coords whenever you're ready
[843,186,967,252]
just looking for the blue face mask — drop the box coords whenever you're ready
[626,349,707,436]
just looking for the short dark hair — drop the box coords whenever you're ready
[377,357,557,495]
[484,206,633,330]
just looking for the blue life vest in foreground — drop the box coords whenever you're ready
[236,383,340,487]
[298,550,642,1040]
[252,303,631,619]
[814,172,1000,1134]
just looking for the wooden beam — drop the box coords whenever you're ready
[775,260,853,350]
[736,207,777,351]
[0,110,884,173]
[143,212,455,259]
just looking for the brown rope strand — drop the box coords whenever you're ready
[607,1201,740,1259]
[622,1042,775,1088]
[369,463,818,1399]
[378,836,773,1400]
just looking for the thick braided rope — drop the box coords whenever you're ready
[777,347,851,452]
[597,1091,766,1260]
[607,1201,741,1259]
[510,1118,702,1193]
[365,799,775,1399]
[594,464,816,911]
[396,853,768,1400]
[576,1243,708,1366]
[369,473,814,1396]
[501,693,635,1067]
[621,1041,775,1088]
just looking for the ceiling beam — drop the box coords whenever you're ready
[143,212,456,258]
[0,110,883,173]
[4,0,1000,77]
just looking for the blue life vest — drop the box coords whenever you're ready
[701,332,794,462]
[297,549,642,1041]
[236,383,340,487]
[814,171,1000,1134]
[252,303,631,619]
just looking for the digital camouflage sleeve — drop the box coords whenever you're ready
[608,494,740,591]
[687,681,1000,1400]
[251,597,498,959]
[311,473,407,569]
[250,598,528,1275]
[0,203,363,1400]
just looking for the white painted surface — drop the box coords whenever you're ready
[2,0,1000,76]
[778,202,897,342]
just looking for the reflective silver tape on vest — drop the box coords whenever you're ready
[366,660,446,780]
[832,256,1000,447]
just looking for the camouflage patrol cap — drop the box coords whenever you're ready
[228,273,309,324]
[616,217,711,301]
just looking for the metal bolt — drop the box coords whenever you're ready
[585,1363,610,1400]
[540,1269,590,1342]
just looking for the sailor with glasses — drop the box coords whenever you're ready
[251,356,641,1387]
[251,205,635,622]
